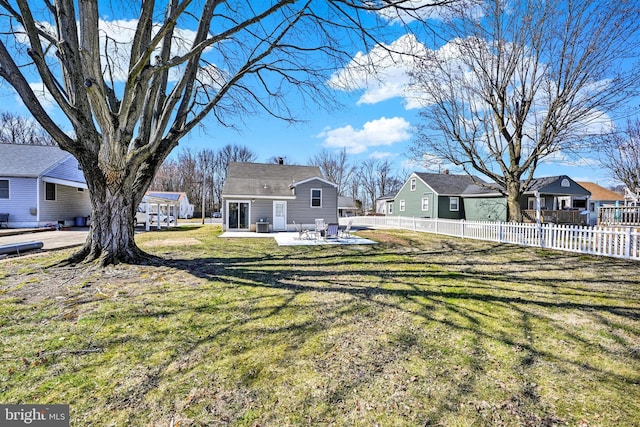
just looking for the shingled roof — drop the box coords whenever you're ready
[222,162,328,198]
[414,172,497,196]
[576,182,624,202]
[0,144,70,177]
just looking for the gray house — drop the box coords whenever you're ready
[0,144,90,228]
[221,162,338,232]
[521,175,591,224]
[389,172,507,221]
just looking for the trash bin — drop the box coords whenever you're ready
[74,216,86,226]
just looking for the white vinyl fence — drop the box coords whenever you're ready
[342,216,640,261]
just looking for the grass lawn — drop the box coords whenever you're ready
[1,225,639,426]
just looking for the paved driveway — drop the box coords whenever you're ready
[0,228,88,251]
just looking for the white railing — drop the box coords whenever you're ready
[341,216,640,260]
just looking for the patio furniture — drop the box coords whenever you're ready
[314,218,327,240]
[293,221,310,239]
[339,219,353,238]
[326,223,339,239]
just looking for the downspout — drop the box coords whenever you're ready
[36,176,41,226]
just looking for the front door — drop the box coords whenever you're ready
[273,201,286,231]
[227,201,250,230]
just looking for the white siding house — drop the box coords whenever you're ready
[0,144,90,228]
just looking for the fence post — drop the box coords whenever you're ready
[413,216,416,232]
[626,227,632,258]
[435,218,439,235]
[461,219,465,239]
[498,222,503,242]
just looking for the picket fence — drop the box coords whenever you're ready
[343,216,640,261]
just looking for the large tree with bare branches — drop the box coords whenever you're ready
[412,0,640,221]
[0,0,442,265]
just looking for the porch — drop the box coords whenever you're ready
[598,206,640,226]
[523,209,584,224]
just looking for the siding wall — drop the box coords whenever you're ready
[289,180,338,227]
[437,196,464,219]
[391,176,436,218]
[39,182,92,224]
[463,198,507,222]
[0,177,37,225]
[0,178,91,227]
[223,179,338,231]
[47,157,87,183]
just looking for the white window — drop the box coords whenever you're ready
[528,197,547,210]
[449,197,459,211]
[0,179,8,199]
[422,197,429,211]
[45,182,56,201]
[410,178,416,191]
[311,189,322,207]
[561,178,570,187]
[399,200,405,211]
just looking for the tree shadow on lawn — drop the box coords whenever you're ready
[5,230,638,425]
[154,237,640,425]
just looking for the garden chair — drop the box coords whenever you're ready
[293,221,310,239]
[314,218,327,240]
[339,219,353,238]
[325,223,339,239]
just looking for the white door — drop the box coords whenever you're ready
[273,201,286,231]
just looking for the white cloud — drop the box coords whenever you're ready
[329,34,427,109]
[317,116,411,154]
[369,151,396,159]
[26,83,55,110]
[375,0,483,24]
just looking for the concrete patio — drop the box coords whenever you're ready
[219,231,376,246]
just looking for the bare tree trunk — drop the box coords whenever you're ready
[506,180,522,222]
[70,177,146,266]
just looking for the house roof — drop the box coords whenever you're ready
[338,196,357,209]
[522,175,590,196]
[414,172,496,196]
[0,144,70,177]
[146,191,187,202]
[576,182,624,202]
[222,162,327,198]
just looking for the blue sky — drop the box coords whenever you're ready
[1,1,636,188]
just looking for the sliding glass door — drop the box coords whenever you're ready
[227,201,250,230]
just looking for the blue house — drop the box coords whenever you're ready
[0,144,90,228]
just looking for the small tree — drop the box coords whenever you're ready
[412,0,640,221]
[0,1,438,264]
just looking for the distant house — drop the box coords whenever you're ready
[389,172,592,224]
[0,144,90,228]
[221,162,338,231]
[576,182,624,226]
[338,196,358,217]
[142,191,194,219]
[389,172,507,222]
[521,176,591,224]
[376,194,395,215]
